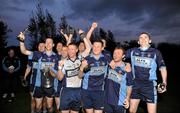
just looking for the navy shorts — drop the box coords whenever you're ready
[104,103,126,113]
[33,86,54,98]
[29,84,35,93]
[81,89,105,110]
[60,87,81,111]
[131,80,157,103]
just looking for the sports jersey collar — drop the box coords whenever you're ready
[90,53,104,58]
[138,46,151,51]
[90,53,104,60]
[43,51,56,56]
[67,56,78,63]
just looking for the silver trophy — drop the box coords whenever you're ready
[42,66,53,88]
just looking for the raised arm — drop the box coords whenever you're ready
[86,22,98,41]
[18,32,32,55]
[79,29,91,58]
[60,29,73,46]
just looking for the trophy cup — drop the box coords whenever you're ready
[42,66,53,88]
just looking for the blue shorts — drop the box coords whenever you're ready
[131,80,157,103]
[33,86,54,98]
[60,87,81,111]
[104,103,126,113]
[81,89,105,110]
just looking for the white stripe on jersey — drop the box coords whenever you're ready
[62,58,82,88]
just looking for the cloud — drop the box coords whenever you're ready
[1,0,180,46]
[67,0,180,20]
[65,0,180,43]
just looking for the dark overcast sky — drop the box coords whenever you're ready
[0,0,180,46]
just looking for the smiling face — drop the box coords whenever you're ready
[45,38,54,51]
[61,46,68,59]
[92,41,103,55]
[78,42,85,52]
[38,43,45,52]
[56,42,63,53]
[68,44,78,58]
[113,48,124,62]
[138,33,151,48]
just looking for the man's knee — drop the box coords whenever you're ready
[129,107,137,113]
[47,107,53,113]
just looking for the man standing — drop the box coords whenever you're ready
[104,47,133,113]
[18,32,59,113]
[126,32,167,113]
[79,39,111,113]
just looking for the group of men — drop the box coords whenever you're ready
[16,22,167,113]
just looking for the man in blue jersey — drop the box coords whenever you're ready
[104,46,133,113]
[125,32,167,113]
[23,41,45,113]
[79,39,111,113]
[18,32,59,113]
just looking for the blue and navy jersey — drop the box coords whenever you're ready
[61,57,82,88]
[40,52,59,88]
[105,63,133,106]
[125,47,166,81]
[32,51,59,87]
[82,53,111,91]
[30,51,43,86]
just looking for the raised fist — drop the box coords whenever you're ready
[91,22,98,29]
[17,32,25,42]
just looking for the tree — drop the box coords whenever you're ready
[0,20,10,49]
[46,10,56,39]
[27,2,56,49]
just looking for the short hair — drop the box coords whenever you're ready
[8,48,15,52]
[92,38,104,46]
[114,46,125,54]
[68,42,78,48]
[78,40,85,45]
[37,40,45,45]
[140,32,151,39]
[45,37,54,43]
[36,41,45,50]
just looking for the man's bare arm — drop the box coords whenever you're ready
[18,32,32,55]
